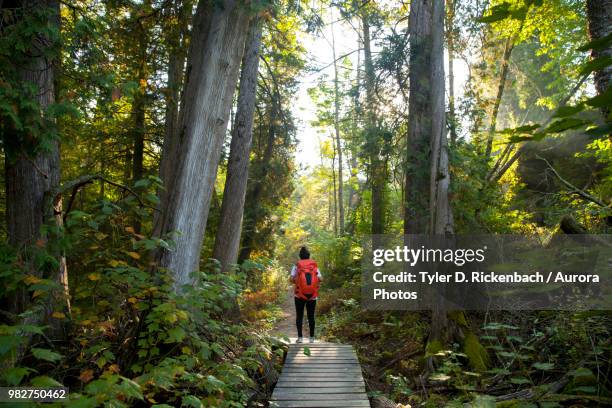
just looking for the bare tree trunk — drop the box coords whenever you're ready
[154,0,250,291]
[484,36,515,158]
[586,0,611,121]
[430,0,454,237]
[213,18,262,272]
[158,0,192,207]
[154,0,212,238]
[332,142,338,236]
[404,0,433,235]
[331,15,344,235]
[238,115,276,263]
[446,0,458,145]
[362,14,385,235]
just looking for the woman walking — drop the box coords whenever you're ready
[290,246,322,343]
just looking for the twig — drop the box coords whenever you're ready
[537,155,609,208]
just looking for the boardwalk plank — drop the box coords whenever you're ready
[273,387,365,393]
[270,401,370,407]
[271,342,369,408]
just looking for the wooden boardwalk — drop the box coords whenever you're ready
[270,341,370,408]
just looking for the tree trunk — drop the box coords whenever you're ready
[154,0,212,237]
[158,0,192,207]
[586,0,612,121]
[238,115,276,263]
[154,0,250,291]
[484,36,515,158]
[2,0,70,361]
[212,18,263,272]
[362,14,385,235]
[446,0,458,145]
[429,0,454,236]
[331,15,344,235]
[404,0,433,235]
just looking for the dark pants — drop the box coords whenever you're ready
[295,297,316,338]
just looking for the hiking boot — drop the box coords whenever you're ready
[296,337,303,343]
[309,337,315,343]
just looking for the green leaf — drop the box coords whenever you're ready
[539,118,589,135]
[30,375,64,387]
[580,56,612,76]
[118,377,143,400]
[2,367,31,385]
[182,395,203,408]
[532,362,554,370]
[165,327,186,343]
[578,32,612,52]
[302,346,311,356]
[510,377,531,384]
[553,104,585,118]
[31,347,63,362]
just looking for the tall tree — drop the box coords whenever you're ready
[159,0,193,201]
[154,0,250,290]
[213,18,263,272]
[404,0,433,234]
[446,0,458,145]
[331,15,345,235]
[362,11,385,235]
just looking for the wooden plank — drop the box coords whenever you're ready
[281,370,362,376]
[272,393,368,401]
[287,349,354,354]
[272,387,365,394]
[288,346,354,349]
[279,373,362,378]
[279,374,362,380]
[283,364,361,369]
[271,341,369,408]
[269,400,370,407]
[285,357,359,366]
[276,381,365,387]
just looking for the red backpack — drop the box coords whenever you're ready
[294,259,319,300]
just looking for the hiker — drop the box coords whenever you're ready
[290,246,322,343]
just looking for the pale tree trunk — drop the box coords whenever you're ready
[429,0,454,237]
[154,0,250,291]
[158,0,192,207]
[213,18,263,272]
[331,142,338,235]
[154,0,212,236]
[586,0,611,121]
[446,0,458,145]
[404,0,433,235]
[331,15,344,234]
[3,0,69,359]
[362,14,385,235]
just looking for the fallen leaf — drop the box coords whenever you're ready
[127,252,140,260]
[79,369,94,383]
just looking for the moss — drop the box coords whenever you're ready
[448,311,468,327]
[463,332,489,371]
[425,339,444,357]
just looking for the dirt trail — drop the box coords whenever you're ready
[272,286,296,342]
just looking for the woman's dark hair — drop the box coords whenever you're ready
[299,246,310,260]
